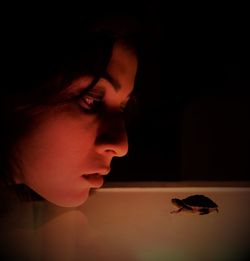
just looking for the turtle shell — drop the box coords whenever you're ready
[182,195,218,208]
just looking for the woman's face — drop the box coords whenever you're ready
[14,42,137,207]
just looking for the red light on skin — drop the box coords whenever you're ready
[82,174,104,188]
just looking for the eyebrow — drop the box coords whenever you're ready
[101,72,121,92]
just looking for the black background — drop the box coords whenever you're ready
[3,3,249,182]
[102,4,250,182]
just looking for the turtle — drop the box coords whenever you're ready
[170,194,219,215]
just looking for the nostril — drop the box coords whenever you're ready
[110,142,128,157]
[95,132,128,157]
[95,114,129,156]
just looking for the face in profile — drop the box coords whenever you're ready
[13,42,138,207]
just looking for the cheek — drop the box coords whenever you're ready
[15,120,97,207]
[14,109,101,207]
[17,114,97,184]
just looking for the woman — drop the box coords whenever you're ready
[1,27,138,208]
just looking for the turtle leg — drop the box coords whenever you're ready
[199,208,209,215]
[170,207,183,214]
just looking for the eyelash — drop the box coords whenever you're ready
[78,93,103,113]
[78,92,131,114]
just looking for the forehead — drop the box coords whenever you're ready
[108,42,137,82]
[63,42,137,96]
[106,42,137,94]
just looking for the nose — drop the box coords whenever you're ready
[95,112,128,157]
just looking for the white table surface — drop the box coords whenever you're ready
[1,182,250,260]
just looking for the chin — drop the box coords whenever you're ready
[46,189,90,208]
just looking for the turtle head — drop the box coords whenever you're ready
[171,198,185,208]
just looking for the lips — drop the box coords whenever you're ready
[82,173,105,188]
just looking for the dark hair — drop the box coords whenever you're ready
[1,25,139,200]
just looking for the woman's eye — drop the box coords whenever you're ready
[78,94,103,113]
